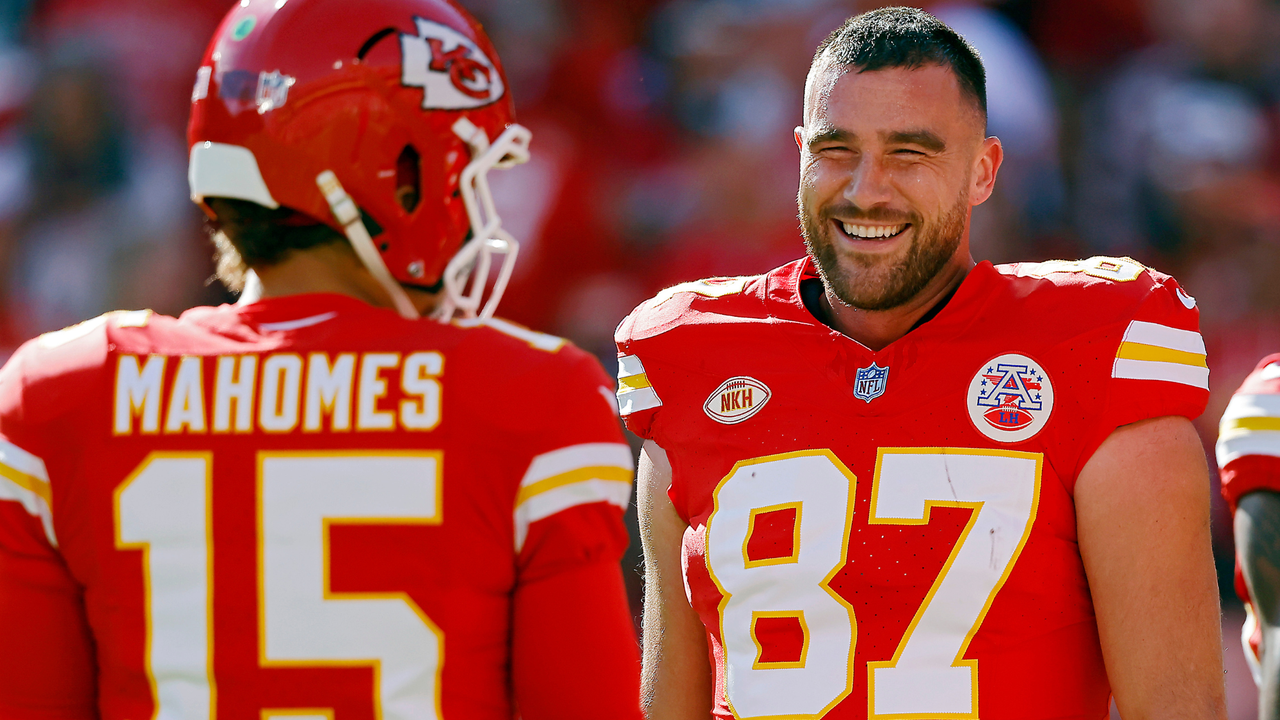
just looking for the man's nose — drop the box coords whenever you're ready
[844,155,893,209]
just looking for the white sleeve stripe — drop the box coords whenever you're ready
[1221,394,1280,422]
[618,387,662,415]
[1217,432,1280,466]
[0,477,57,547]
[514,478,632,551]
[618,354,646,378]
[1112,358,1209,389]
[597,385,621,417]
[519,443,634,489]
[0,439,50,483]
[1122,320,1206,354]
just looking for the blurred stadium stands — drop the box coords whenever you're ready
[0,0,1275,713]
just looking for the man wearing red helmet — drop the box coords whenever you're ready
[0,2,642,719]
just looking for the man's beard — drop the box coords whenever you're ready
[800,195,968,311]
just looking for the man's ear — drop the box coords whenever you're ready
[970,136,1003,207]
[794,126,805,152]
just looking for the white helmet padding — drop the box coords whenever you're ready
[189,141,280,209]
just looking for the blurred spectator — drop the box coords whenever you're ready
[933,1,1066,262]
[3,49,193,341]
[1074,0,1279,265]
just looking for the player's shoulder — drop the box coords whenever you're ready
[0,310,187,425]
[442,316,620,434]
[995,255,1202,347]
[616,260,802,348]
[449,316,609,391]
[1217,354,1280,467]
[5,310,166,383]
[1233,354,1280,397]
[995,255,1189,312]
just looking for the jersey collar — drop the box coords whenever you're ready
[780,255,996,352]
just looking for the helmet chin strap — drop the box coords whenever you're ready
[316,170,421,320]
[435,119,531,321]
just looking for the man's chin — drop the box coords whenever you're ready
[829,277,911,311]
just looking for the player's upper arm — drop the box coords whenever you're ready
[1076,415,1226,719]
[637,440,713,720]
[1074,268,1209,483]
[1236,491,1280,626]
[0,345,97,718]
[511,348,635,579]
[1217,355,1280,511]
[508,346,641,719]
[1216,354,1280,698]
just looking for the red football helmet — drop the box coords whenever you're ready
[187,0,530,319]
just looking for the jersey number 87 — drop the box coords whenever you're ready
[705,448,1042,719]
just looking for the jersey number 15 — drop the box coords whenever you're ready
[115,451,444,720]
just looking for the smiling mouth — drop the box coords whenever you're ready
[836,221,910,240]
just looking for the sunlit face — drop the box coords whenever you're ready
[797,62,991,310]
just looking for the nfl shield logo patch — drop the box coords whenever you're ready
[853,362,889,403]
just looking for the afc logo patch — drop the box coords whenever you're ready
[401,17,505,109]
[966,354,1054,443]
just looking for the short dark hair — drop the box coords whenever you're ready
[813,7,986,120]
[205,198,350,292]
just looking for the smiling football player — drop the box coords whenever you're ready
[620,8,1227,719]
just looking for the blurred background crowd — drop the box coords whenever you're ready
[0,0,1276,713]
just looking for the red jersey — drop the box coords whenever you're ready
[615,256,1209,720]
[1216,353,1280,685]
[0,293,642,720]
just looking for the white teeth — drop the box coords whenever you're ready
[841,222,905,239]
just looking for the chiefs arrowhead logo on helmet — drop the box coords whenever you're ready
[401,17,505,109]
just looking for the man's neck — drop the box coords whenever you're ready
[819,255,974,351]
[250,242,437,316]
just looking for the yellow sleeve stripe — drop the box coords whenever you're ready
[0,443,57,546]
[513,442,635,550]
[618,373,652,392]
[0,462,51,505]
[1115,341,1207,368]
[1221,416,1280,435]
[515,465,633,506]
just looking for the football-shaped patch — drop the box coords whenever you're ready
[705,376,771,425]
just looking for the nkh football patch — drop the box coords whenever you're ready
[400,17,504,109]
[967,354,1054,443]
[704,377,770,425]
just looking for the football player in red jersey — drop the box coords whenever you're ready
[1218,355,1280,717]
[618,8,1227,719]
[0,1,642,719]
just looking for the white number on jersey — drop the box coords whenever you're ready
[704,448,1042,718]
[114,452,444,720]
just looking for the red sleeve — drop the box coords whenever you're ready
[1075,274,1209,478]
[613,309,663,443]
[511,560,641,720]
[508,349,642,719]
[0,344,97,718]
[1217,354,1280,511]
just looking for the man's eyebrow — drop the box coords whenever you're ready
[806,127,853,148]
[884,130,946,152]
